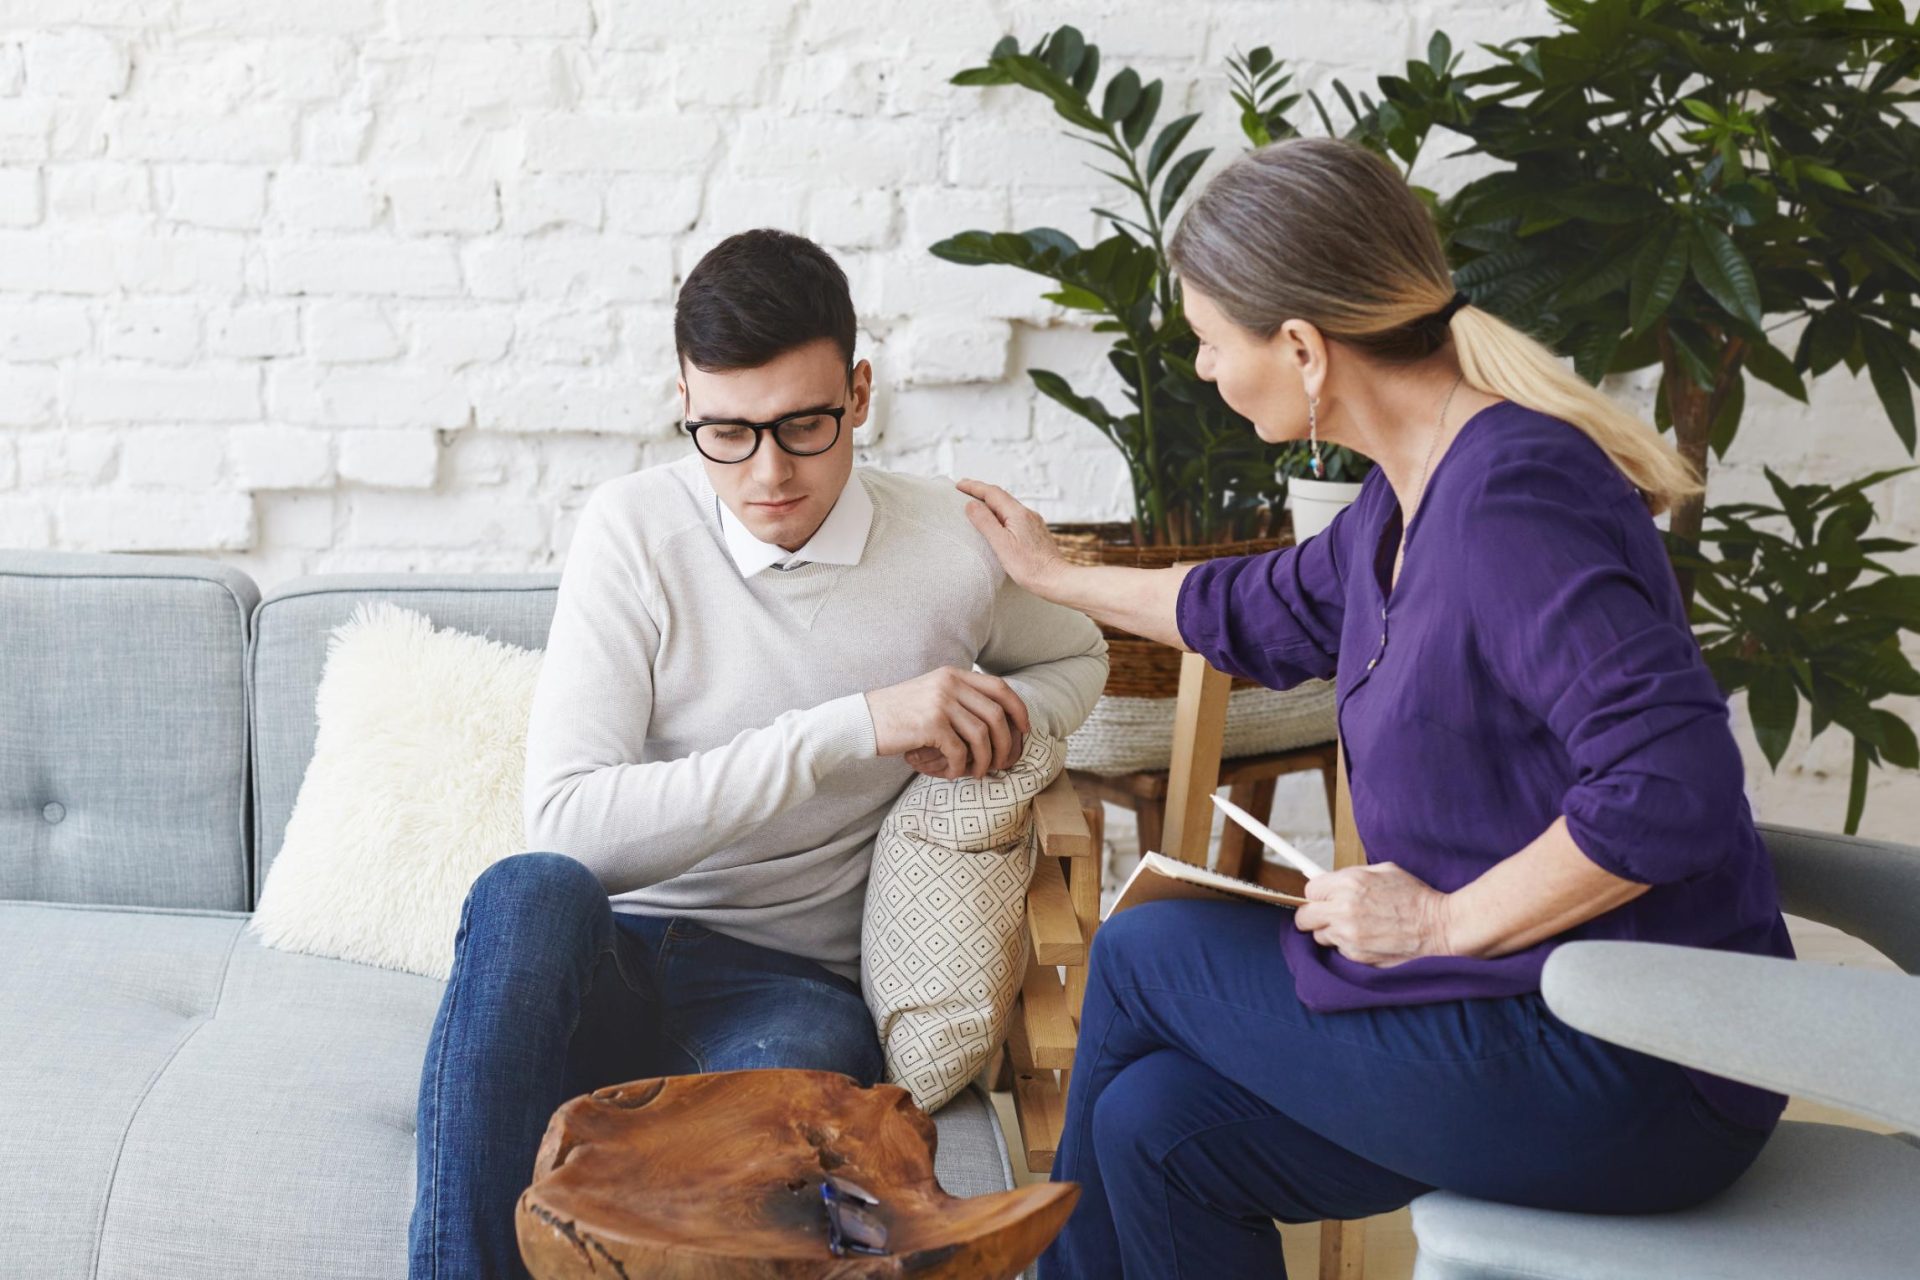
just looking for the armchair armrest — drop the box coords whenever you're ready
[1758,822,1920,974]
[1542,941,1920,1133]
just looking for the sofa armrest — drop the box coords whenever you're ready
[1543,941,1920,1133]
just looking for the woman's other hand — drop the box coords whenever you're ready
[957,478,1068,599]
[1293,863,1454,967]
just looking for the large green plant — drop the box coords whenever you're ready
[1306,0,1920,830]
[929,30,1371,546]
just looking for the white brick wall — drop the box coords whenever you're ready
[0,0,1914,838]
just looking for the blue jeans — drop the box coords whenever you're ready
[408,852,884,1280]
[1041,899,1775,1280]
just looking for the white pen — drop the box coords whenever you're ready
[1210,793,1330,880]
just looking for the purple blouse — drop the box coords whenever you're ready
[1175,400,1794,1130]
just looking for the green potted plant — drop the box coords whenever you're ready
[931,30,1360,761]
[1280,0,1920,831]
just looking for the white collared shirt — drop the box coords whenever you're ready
[716,469,874,577]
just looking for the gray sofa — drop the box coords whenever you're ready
[1,549,1020,1279]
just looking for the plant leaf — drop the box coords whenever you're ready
[1689,221,1764,330]
[1158,148,1211,222]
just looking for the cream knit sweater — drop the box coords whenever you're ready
[523,452,1109,979]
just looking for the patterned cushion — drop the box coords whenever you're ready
[861,732,1064,1111]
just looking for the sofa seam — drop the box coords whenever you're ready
[86,918,245,1280]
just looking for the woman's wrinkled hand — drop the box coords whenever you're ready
[1292,862,1455,968]
[955,477,1069,599]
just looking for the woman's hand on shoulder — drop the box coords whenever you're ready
[1292,862,1455,967]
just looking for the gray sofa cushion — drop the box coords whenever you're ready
[0,551,257,910]
[249,574,557,900]
[0,900,1019,1279]
[1410,1121,1920,1280]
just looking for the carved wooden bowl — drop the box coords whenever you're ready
[516,1068,1079,1279]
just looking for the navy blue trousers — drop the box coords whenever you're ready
[1040,899,1774,1279]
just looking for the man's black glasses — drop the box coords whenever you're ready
[683,405,845,464]
[818,1174,889,1258]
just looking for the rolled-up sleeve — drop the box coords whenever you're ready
[1464,451,1744,885]
[1174,497,1356,690]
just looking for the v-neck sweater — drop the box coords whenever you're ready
[1175,400,1794,1130]
[522,452,1110,981]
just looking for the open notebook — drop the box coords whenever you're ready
[1103,794,1328,920]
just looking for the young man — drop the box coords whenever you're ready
[408,228,1109,1279]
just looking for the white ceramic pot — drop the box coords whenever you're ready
[1285,475,1366,542]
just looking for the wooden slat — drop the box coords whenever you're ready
[1007,1013,1063,1172]
[1319,1219,1366,1279]
[1019,963,1076,1070]
[1064,806,1101,1017]
[1026,854,1083,966]
[1161,647,1232,865]
[1033,770,1091,859]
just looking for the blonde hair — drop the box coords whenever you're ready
[1166,137,1700,515]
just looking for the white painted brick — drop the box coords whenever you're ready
[502,175,603,234]
[600,0,793,49]
[806,188,895,251]
[0,496,51,547]
[270,364,470,430]
[405,307,515,367]
[256,490,337,548]
[443,431,531,488]
[472,372,669,436]
[879,383,1032,449]
[253,39,358,104]
[299,108,373,165]
[60,489,254,550]
[0,435,12,489]
[108,108,296,163]
[102,300,201,364]
[0,302,90,361]
[949,127,1101,190]
[391,0,592,38]
[23,31,130,99]
[514,304,618,365]
[687,178,806,245]
[902,186,1008,246]
[0,365,60,424]
[162,164,268,228]
[873,255,1058,325]
[344,489,546,549]
[17,429,117,485]
[0,44,22,95]
[271,168,380,230]
[0,100,52,162]
[46,163,149,219]
[338,427,440,488]
[267,238,463,298]
[121,426,224,488]
[524,114,721,174]
[897,317,1010,385]
[364,41,579,112]
[207,303,302,359]
[729,117,942,186]
[463,235,674,303]
[0,167,41,226]
[306,300,403,363]
[230,425,334,489]
[67,364,259,423]
[389,175,500,235]
[111,236,250,294]
[538,434,643,489]
[672,42,778,109]
[172,0,385,36]
[603,175,700,235]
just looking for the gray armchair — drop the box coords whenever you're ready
[1410,823,1920,1279]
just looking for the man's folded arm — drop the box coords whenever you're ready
[977,565,1111,741]
[521,496,876,893]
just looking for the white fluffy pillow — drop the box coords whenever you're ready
[249,602,542,980]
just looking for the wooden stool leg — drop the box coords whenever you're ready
[1135,797,1165,864]
[1317,742,1367,1279]
[1216,776,1278,881]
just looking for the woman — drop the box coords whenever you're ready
[955,137,1793,1278]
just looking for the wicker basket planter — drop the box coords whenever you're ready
[1047,521,1337,774]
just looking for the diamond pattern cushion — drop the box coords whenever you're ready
[862,732,1064,1112]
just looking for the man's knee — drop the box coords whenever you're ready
[704,984,884,1085]
[460,852,609,953]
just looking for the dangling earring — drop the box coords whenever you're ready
[1307,396,1324,478]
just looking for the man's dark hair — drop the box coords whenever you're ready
[674,228,857,373]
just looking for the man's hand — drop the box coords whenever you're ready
[1291,862,1454,967]
[866,666,1031,780]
